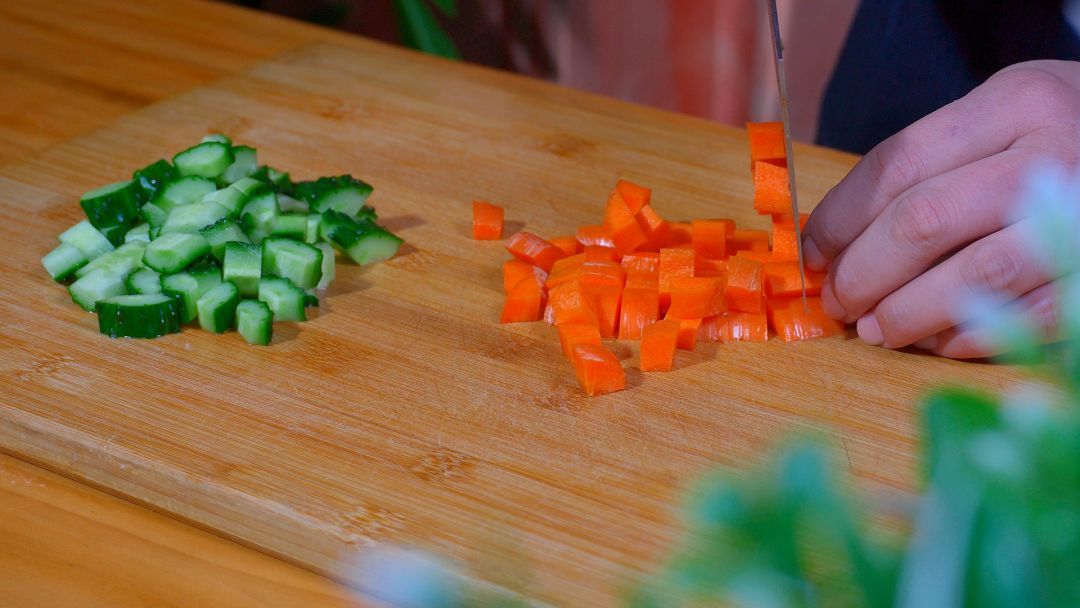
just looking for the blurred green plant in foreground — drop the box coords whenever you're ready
[356,163,1080,606]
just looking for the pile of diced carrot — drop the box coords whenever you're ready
[476,122,843,396]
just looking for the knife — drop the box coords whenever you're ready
[766,0,809,309]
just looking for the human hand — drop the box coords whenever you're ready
[801,60,1080,358]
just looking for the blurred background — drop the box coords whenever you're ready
[220,0,860,142]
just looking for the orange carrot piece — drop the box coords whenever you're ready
[770,213,809,262]
[545,253,585,290]
[589,285,623,339]
[548,281,598,326]
[603,190,648,255]
[763,261,826,298]
[635,204,672,251]
[676,318,702,350]
[768,297,845,342]
[735,250,776,263]
[691,219,734,260]
[659,248,696,309]
[500,277,546,323]
[746,121,787,168]
[666,276,725,319]
[577,261,626,290]
[640,318,680,372]
[557,322,602,360]
[753,160,791,215]
[698,315,726,342]
[669,222,693,245]
[616,179,651,215]
[728,229,771,254]
[618,286,660,340]
[726,311,769,342]
[502,260,547,293]
[584,245,621,263]
[726,256,764,313]
[571,343,626,396]
[505,231,565,272]
[472,201,504,240]
[576,224,615,248]
[696,257,727,278]
[622,251,661,273]
[625,268,660,289]
[549,235,582,257]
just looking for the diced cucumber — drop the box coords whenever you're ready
[173,141,234,179]
[236,300,273,345]
[143,233,211,273]
[240,190,279,244]
[140,202,169,228]
[305,214,321,244]
[271,213,308,240]
[197,281,240,333]
[160,201,229,235]
[201,134,232,145]
[266,167,292,191]
[99,223,129,246]
[161,265,219,324]
[229,177,265,198]
[75,241,146,280]
[125,223,151,244]
[258,276,307,322]
[190,260,223,295]
[262,238,323,290]
[125,268,162,295]
[69,268,128,312]
[132,159,178,204]
[220,145,257,184]
[80,180,140,230]
[59,220,115,261]
[202,187,247,218]
[277,194,309,214]
[223,242,261,297]
[200,218,251,261]
[319,210,403,265]
[315,242,335,290]
[42,243,88,282]
[151,176,217,212]
[294,175,373,217]
[96,294,181,339]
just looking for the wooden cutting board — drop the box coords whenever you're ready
[0,40,1020,606]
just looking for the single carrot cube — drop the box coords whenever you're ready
[746,121,787,168]
[659,248,696,309]
[618,285,659,340]
[635,204,672,251]
[549,235,582,257]
[735,250,775,263]
[500,277,546,323]
[669,222,693,245]
[726,256,764,313]
[576,224,615,248]
[603,190,648,255]
[571,343,626,396]
[502,259,547,293]
[584,245,621,263]
[696,258,727,278]
[666,276,725,319]
[625,268,660,289]
[588,284,623,339]
[770,212,808,262]
[557,322,602,360]
[472,201,504,240]
[640,318,680,372]
[725,311,769,342]
[768,297,845,342]
[622,251,661,273]
[691,219,734,260]
[753,160,791,215]
[676,318,702,350]
[545,253,585,290]
[763,261,826,298]
[505,231,566,272]
[548,281,598,326]
[728,229,771,254]
[616,179,651,214]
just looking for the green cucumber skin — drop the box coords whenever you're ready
[235,300,273,345]
[42,243,89,282]
[96,294,182,339]
[262,237,323,290]
[173,142,235,180]
[80,180,140,232]
[132,159,178,204]
[319,210,403,265]
[201,218,251,261]
[257,276,307,322]
[293,175,373,216]
[160,273,201,324]
[197,282,241,334]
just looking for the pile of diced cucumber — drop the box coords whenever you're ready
[41,135,402,344]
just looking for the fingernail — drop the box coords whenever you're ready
[914,335,938,351]
[802,236,827,271]
[857,313,884,346]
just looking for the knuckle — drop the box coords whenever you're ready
[830,261,863,308]
[962,240,1026,294]
[1026,290,1059,337]
[874,299,913,344]
[891,190,953,253]
[992,66,1074,122]
[866,136,927,196]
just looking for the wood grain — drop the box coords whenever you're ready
[0,39,1023,606]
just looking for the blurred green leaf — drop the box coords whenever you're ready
[393,0,461,60]
[920,387,1000,482]
[428,0,459,18]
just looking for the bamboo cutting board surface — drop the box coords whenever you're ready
[0,40,1020,606]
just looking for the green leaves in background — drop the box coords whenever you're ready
[392,0,460,60]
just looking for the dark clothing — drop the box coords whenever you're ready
[818,0,1080,154]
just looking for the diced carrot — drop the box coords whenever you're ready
[549,235,582,257]
[557,322,602,359]
[622,251,661,273]
[728,229,770,254]
[472,201,504,240]
[691,219,734,260]
[635,204,672,251]
[696,258,727,278]
[577,224,615,248]
[669,222,693,245]
[571,343,626,396]
[603,190,648,255]
[666,276,725,319]
[545,253,585,290]
[589,285,623,339]
[768,297,845,342]
[640,318,680,372]
[770,212,808,262]
[763,261,826,298]
[659,248,696,309]
[616,179,651,215]
[734,250,775,263]
[772,212,809,230]
[726,256,764,313]
[548,281,598,326]
[577,261,626,290]
[676,318,702,350]
[746,121,787,168]
[625,268,660,289]
[698,315,725,342]
[502,260,547,293]
[584,245,621,263]
[618,286,659,340]
[505,231,566,272]
[753,160,791,215]
[500,277,546,323]
[726,311,769,342]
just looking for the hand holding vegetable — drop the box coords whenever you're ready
[802,60,1080,358]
